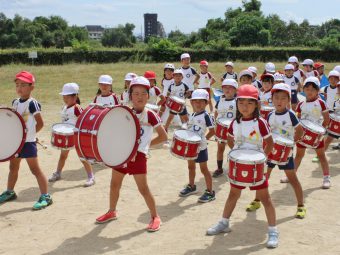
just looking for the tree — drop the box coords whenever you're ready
[242,0,262,12]
[101,23,136,47]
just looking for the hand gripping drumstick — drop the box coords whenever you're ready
[36,138,48,149]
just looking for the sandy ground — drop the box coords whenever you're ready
[0,103,340,255]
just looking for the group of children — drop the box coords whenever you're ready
[1,53,339,249]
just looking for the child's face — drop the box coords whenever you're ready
[190,99,207,113]
[63,95,77,106]
[15,80,33,99]
[285,69,294,77]
[239,76,252,85]
[262,79,274,92]
[181,58,190,67]
[130,86,149,110]
[174,74,183,83]
[272,91,289,112]
[164,69,173,79]
[222,86,236,99]
[329,76,339,86]
[237,98,257,118]
[225,65,233,73]
[99,83,111,95]
[303,84,319,101]
[124,80,131,89]
[303,65,313,72]
[289,62,298,70]
[200,65,208,73]
[317,66,324,75]
[149,79,156,87]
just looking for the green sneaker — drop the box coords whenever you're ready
[0,190,17,204]
[312,157,319,163]
[246,200,261,212]
[33,194,53,210]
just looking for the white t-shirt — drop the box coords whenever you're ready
[168,82,190,99]
[61,104,82,125]
[148,86,162,105]
[222,72,238,80]
[296,98,328,124]
[215,96,237,120]
[94,93,120,106]
[324,85,338,110]
[162,78,174,97]
[304,70,319,78]
[198,72,213,89]
[259,90,273,106]
[188,110,214,150]
[284,75,300,91]
[294,69,305,82]
[267,109,299,140]
[120,90,129,106]
[180,66,197,91]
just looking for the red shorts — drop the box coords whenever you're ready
[296,139,324,149]
[230,178,269,190]
[114,152,147,175]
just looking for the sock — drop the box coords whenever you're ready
[268,226,278,233]
[87,172,94,178]
[217,160,223,169]
[221,217,229,225]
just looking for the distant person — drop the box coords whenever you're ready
[221,61,238,81]
[180,53,200,98]
[198,60,216,113]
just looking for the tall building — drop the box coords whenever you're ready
[144,13,158,38]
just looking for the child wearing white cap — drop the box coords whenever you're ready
[302,59,319,81]
[120,73,137,106]
[288,56,305,83]
[248,66,262,91]
[284,64,301,111]
[94,75,120,106]
[49,83,95,187]
[221,62,238,81]
[179,89,216,203]
[180,53,200,97]
[198,60,216,113]
[159,64,175,117]
[238,69,253,86]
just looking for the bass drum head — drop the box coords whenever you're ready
[0,108,25,161]
[97,106,139,167]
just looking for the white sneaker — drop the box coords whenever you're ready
[322,176,331,189]
[206,220,231,235]
[84,176,95,187]
[48,172,61,182]
[280,176,289,183]
[267,230,279,248]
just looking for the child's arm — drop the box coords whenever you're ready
[210,76,216,86]
[294,124,304,142]
[205,128,215,141]
[227,134,234,149]
[194,73,200,86]
[34,113,44,133]
[321,110,330,128]
[150,125,168,146]
[157,95,166,106]
[263,135,274,156]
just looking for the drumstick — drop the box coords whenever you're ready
[36,138,48,149]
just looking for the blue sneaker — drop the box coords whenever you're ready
[179,184,197,197]
[33,194,53,210]
[0,190,17,204]
[198,190,216,203]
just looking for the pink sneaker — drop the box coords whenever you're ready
[96,211,117,224]
[147,216,161,232]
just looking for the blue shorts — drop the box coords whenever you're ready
[327,131,340,139]
[267,157,294,170]
[195,148,208,163]
[170,106,188,116]
[291,90,298,104]
[18,142,37,158]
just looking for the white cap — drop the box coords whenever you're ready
[130,76,150,89]
[265,62,276,73]
[60,83,79,95]
[222,78,238,89]
[288,56,299,63]
[181,53,190,60]
[303,76,320,87]
[271,83,291,97]
[225,61,234,67]
[248,66,257,74]
[274,73,284,81]
[302,59,314,66]
[124,73,137,81]
[191,89,209,101]
[329,70,340,78]
[239,69,253,79]
[284,64,295,70]
[173,69,184,75]
[98,74,113,85]
[164,63,175,70]
[333,65,340,73]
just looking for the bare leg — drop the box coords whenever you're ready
[199,162,212,191]
[56,150,70,172]
[26,157,48,194]
[315,147,329,176]
[284,170,304,206]
[187,160,196,187]
[222,186,242,218]
[109,170,125,211]
[134,174,158,217]
[7,158,21,190]
[294,147,306,172]
[257,188,276,226]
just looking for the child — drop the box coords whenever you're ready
[288,56,305,83]
[95,76,168,232]
[121,73,137,106]
[0,71,52,210]
[180,53,200,97]
[264,62,276,75]
[48,83,95,187]
[294,77,331,189]
[248,66,262,91]
[179,89,216,203]
[164,69,190,131]
[284,64,301,111]
[159,63,175,117]
[273,73,284,84]
[198,60,216,113]
[314,62,328,89]
[94,75,119,106]
[331,80,340,150]
[238,69,253,86]
[213,79,238,178]
[259,73,275,109]
[302,59,319,80]
[246,83,306,219]
[221,62,238,81]
[206,85,278,249]
[144,71,166,106]
[324,71,340,150]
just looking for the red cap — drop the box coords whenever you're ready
[314,62,324,69]
[199,60,208,66]
[260,73,274,81]
[144,71,156,80]
[15,71,35,84]
[236,84,259,100]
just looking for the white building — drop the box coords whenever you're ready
[85,25,104,40]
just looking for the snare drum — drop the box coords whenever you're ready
[75,104,140,168]
[267,135,294,165]
[171,130,201,160]
[298,119,326,148]
[166,96,186,113]
[215,118,232,142]
[228,149,266,187]
[327,114,340,136]
[0,107,27,162]
[51,123,75,150]
[260,106,275,120]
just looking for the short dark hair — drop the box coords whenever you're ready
[304,82,319,91]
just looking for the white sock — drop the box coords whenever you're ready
[221,217,229,225]
[268,226,278,233]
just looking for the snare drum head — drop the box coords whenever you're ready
[174,130,201,142]
[52,123,75,135]
[217,118,232,127]
[300,119,326,134]
[330,113,340,121]
[171,96,185,104]
[261,106,275,111]
[272,134,294,146]
[97,106,139,167]
[229,149,266,162]
[0,108,25,161]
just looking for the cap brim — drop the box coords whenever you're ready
[190,97,208,100]
[236,96,258,100]
[15,77,33,84]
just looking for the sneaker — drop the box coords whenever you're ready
[267,230,279,248]
[84,176,95,187]
[280,176,289,183]
[312,157,319,163]
[246,200,261,212]
[206,219,231,235]
[198,190,216,203]
[33,194,53,210]
[0,190,17,204]
[162,141,170,149]
[147,216,161,232]
[322,176,331,189]
[332,143,340,150]
[96,210,117,224]
[295,206,307,219]
[179,184,197,197]
[48,172,61,182]
[212,169,223,178]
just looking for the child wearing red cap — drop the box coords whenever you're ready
[197,60,216,113]
[144,71,166,106]
[314,62,328,89]
[94,75,120,106]
[96,76,168,232]
[0,71,52,210]
[206,85,279,249]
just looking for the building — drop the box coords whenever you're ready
[85,25,104,40]
[144,13,158,38]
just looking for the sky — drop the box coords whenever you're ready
[1,0,339,35]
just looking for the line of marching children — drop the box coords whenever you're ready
[1,53,339,249]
